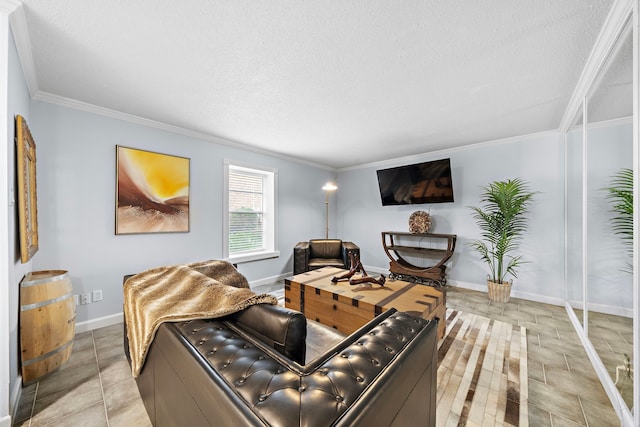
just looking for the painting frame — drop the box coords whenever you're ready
[15,115,39,263]
[115,146,190,235]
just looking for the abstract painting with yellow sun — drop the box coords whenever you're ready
[116,146,190,234]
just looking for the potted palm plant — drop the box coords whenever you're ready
[469,178,536,302]
[606,168,633,272]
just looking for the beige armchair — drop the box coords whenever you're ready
[293,239,360,275]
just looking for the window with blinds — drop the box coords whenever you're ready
[223,161,279,263]
[228,170,264,253]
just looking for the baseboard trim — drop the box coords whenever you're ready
[450,280,633,317]
[362,265,387,275]
[9,375,21,424]
[250,272,291,288]
[0,414,11,427]
[73,274,289,332]
[75,275,291,332]
[73,274,630,332]
[567,299,633,318]
[565,303,632,426]
[447,280,566,307]
[75,313,123,333]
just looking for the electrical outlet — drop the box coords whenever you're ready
[92,290,103,302]
[73,294,79,306]
[81,293,90,305]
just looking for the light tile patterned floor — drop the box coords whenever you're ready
[437,310,528,426]
[13,323,150,427]
[447,287,619,426]
[574,308,634,409]
[13,283,621,426]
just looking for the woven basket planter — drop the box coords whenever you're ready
[487,278,512,303]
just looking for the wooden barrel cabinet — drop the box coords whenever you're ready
[20,270,75,384]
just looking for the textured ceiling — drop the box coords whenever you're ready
[14,0,616,168]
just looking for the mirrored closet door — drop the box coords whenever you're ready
[585,16,633,409]
[564,3,637,424]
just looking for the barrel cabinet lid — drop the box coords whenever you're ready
[22,270,69,286]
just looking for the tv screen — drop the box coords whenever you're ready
[376,158,454,206]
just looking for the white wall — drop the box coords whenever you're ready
[586,122,633,312]
[565,121,634,314]
[4,18,32,423]
[1,11,11,426]
[337,132,567,304]
[29,101,336,327]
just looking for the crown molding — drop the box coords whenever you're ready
[338,128,562,172]
[559,0,633,131]
[0,0,20,15]
[3,0,333,172]
[7,1,38,97]
[33,90,336,171]
[342,113,634,173]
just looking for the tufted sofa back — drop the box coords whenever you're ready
[137,309,437,426]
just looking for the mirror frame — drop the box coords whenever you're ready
[564,102,585,325]
[15,114,38,263]
[561,0,638,424]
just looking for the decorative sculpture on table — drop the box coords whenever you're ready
[409,210,431,234]
[331,251,386,286]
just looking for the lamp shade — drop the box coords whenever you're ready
[322,182,338,191]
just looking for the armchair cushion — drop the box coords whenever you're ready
[308,258,344,268]
[309,239,342,259]
[309,239,344,268]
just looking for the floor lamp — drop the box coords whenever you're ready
[322,182,338,239]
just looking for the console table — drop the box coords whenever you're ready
[285,267,446,340]
[382,231,456,286]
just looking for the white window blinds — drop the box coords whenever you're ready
[228,170,265,254]
[224,161,278,263]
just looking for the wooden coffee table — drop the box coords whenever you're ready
[285,267,446,340]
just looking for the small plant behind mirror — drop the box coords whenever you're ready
[605,168,633,273]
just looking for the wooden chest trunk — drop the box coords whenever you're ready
[285,267,446,340]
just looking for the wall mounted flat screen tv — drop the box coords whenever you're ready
[376,158,454,206]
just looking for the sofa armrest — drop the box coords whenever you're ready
[302,310,437,427]
[293,241,310,274]
[342,241,360,267]
[325,311,437,427]
[230,304,307,364]
[342,241,359,251]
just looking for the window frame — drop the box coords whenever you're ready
[223,160,279,263]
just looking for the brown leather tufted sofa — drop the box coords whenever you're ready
[124,285,437,426]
